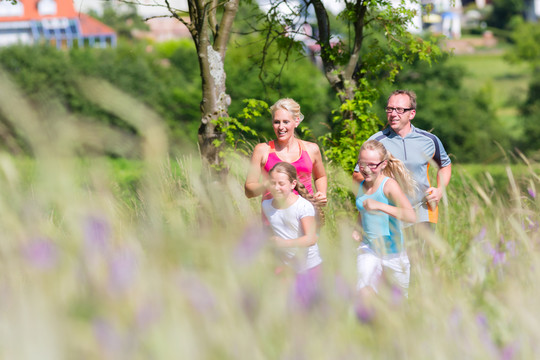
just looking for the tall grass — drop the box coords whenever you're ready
[0,70,539,359]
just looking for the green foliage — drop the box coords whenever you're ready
[211,99,269,170]
[0,42,201,153]
[320,80,381,172]
[503,20,540,157]
[506,18,540,68]
[517,73,540,157]
[486,0,525,30]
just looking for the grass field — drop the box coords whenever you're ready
[2,56,540,358]
[2,149,540,358]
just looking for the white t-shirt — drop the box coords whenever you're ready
[262,196,322,273]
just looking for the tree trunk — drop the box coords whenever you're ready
[197,44,231,168]
[188,0,238,169]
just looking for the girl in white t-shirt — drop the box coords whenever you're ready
[262,162,323,307]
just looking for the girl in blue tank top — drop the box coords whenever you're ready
[353,140,416,304]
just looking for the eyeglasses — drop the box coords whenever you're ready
[358,160,384,170]
[385,107,413,114]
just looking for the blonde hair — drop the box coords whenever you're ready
[269,98,304,122]
[359,140,416,196]
[268,162,324,225]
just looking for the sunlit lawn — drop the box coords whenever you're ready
[448,51,531,108]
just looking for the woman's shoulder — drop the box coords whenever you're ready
[252,142,271,158]
[300,140,322,159]
[300,140,320,151]
[254,141,271,151]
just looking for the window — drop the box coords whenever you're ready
[38,0,57,16]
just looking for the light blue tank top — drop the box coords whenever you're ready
[356,177,404,254]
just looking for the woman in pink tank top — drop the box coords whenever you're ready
[245,98,327,206]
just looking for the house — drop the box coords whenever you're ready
[0,0,116,48]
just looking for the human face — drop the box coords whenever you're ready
[358,149,386,182]
[386,94,415,137]
[269,171,296,199]
[272,108,299,142]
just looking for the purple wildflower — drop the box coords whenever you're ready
[475,312,499,356]
[500,342,518,360]
[390,285,405,306]
[474,227,487,242]
[355,301,376,324]
[178,273,217,315]
[505,240,517,257]
[528,188,536,199]
[485,242,506,266]
[22,237,58,270]
[84,216,111,251]
[233,222,268,264]
[294,266,322,309]
[449,307,462,330]
[240,290,259,322]
[334,274,353,301]
[108,248,138,294]
[528,220,539,232]
[476,312,489,330]
[93,318,125,354]
[136,301,161,331]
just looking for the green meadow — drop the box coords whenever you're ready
[448,47,532,140]
[1,73,540,358]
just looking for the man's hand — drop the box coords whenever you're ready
[352,229,362,242]
[425,187,443,209]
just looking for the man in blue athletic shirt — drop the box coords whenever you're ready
[353,90,452,230]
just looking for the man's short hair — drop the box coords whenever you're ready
[388,90,417,110]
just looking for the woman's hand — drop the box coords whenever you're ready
[313,191,327,207]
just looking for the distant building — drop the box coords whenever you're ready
[132,17,191,43]
[0,0,116,48]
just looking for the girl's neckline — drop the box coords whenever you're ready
[271,193,300,210]
[362,176,387,195]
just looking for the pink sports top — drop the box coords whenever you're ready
[262,140,314,200]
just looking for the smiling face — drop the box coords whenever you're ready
[268,170,296,200]
[386,94,416,137]
[358,148,386,182]
[272,108,299,142]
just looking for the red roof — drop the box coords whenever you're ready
[78,13,115,36]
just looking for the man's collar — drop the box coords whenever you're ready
[383,124,415,138]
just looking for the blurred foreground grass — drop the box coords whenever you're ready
[1,71,540,359]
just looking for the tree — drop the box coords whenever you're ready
[126,0,239,168]
[505,19,540,156]
[256,0,442,171]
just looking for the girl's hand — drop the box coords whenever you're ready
[271,235,284,247]
[352,229,362,242]
[363,198,380,212]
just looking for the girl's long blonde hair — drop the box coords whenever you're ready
[359,140,416,196]
[268,162,324,225]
